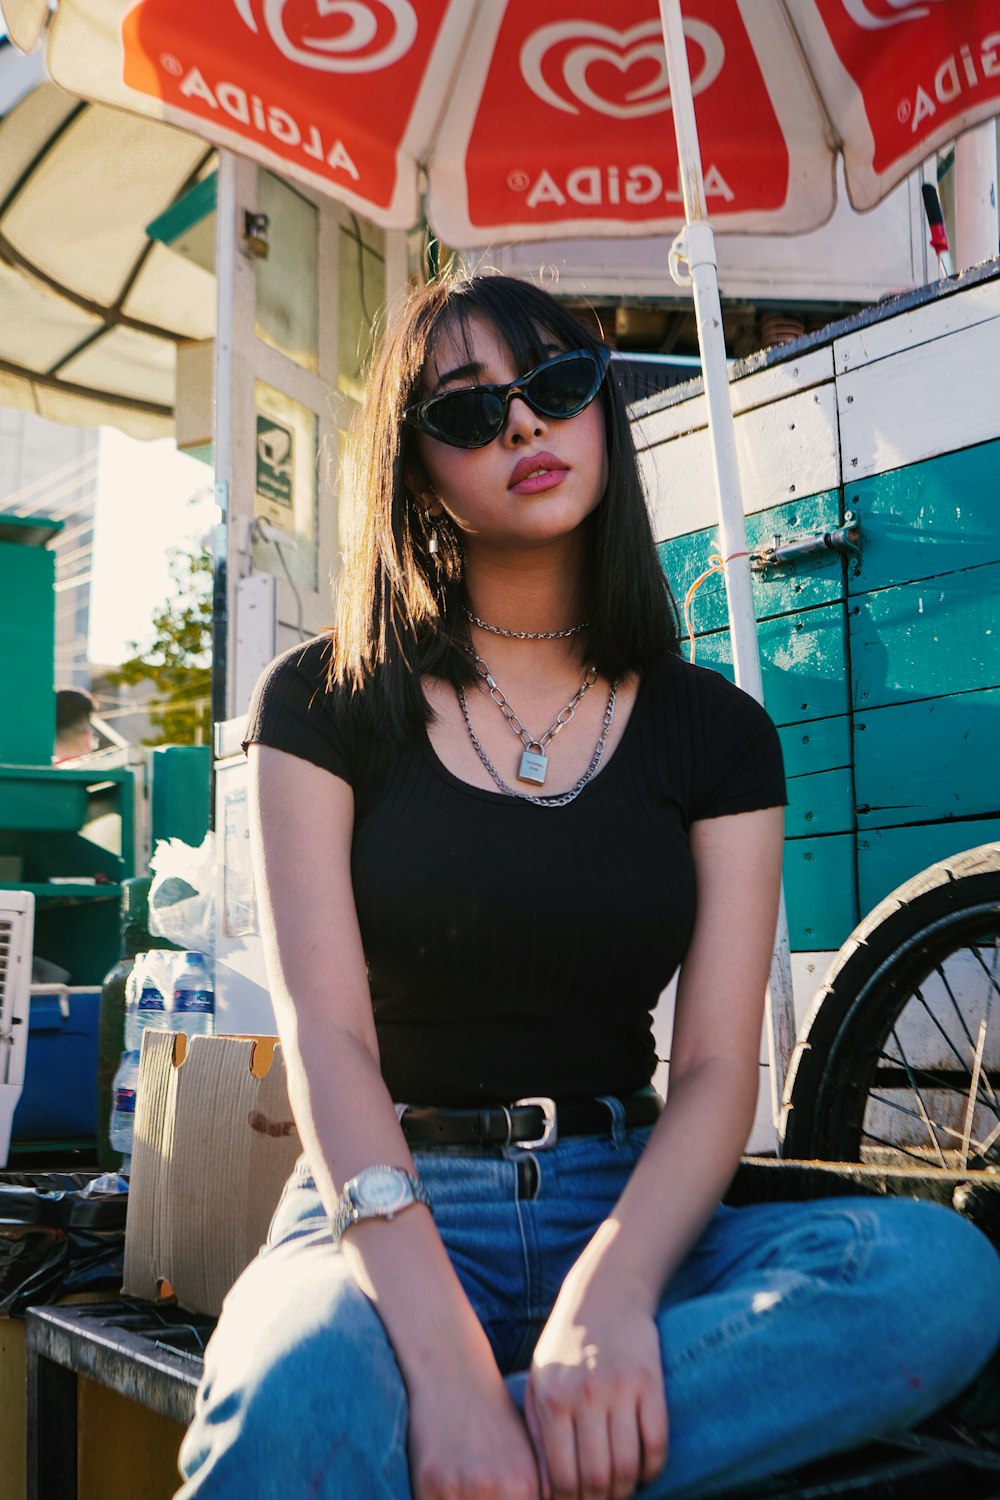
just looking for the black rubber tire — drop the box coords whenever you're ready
[780,842,1000,1166]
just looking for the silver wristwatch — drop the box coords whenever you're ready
[333,1165,432,1242]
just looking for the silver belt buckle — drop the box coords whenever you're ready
[512,1096,558,1150]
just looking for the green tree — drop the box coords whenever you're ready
[108,548,213,745]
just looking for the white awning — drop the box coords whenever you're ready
[0,48,216,438]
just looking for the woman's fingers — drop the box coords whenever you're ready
[538,1406,581,1499]
[573,1397,614,1499]
[523,1382,553,1500]
[529,1380,655,1500]
[528,1298,668,1499]
[638,1377,669,1485]
[607,1402,642,1500]
[409,1376,541,1500]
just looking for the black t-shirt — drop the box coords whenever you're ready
[245,637,786,1105]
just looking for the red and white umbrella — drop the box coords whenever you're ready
[4,0,998,245]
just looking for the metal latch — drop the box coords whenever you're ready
[751,512,861,574]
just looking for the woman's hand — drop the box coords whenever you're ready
[409,1363,541,1500]
[525,1271,668,1500]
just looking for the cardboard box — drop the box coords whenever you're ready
[124,1031,302,1316]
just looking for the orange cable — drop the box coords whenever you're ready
[682,550,750,664]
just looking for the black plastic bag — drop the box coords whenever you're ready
[0,1172,127,1318]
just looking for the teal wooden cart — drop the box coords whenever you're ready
[634,260,1000,1171]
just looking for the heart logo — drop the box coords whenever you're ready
[231,0,417,72]
[520,19,724,119]
[843,0,946,29]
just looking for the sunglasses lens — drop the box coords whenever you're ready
[527,355,601,417]
[423,390,505,447]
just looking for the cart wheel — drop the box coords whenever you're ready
[780,842,1000,1169]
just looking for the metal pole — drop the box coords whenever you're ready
[212,151,238,732]
[658,0,798,1127]
[657,0,761,701]
[954,123,999,273]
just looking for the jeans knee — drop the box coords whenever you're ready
[264,1279,405,1432]
[866,1200,1000,1379]
[181,1270,408,1494]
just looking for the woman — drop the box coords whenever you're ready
[178,273,1000,1500]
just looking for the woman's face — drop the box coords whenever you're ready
[409,313,609,557]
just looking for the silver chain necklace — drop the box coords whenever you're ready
[464,608,589,641]
[469,650,597,785]
[457,677,618,807]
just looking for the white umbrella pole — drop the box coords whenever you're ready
[954,123,999,273]
[658,0,797,1133]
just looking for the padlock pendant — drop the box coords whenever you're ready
[518,746,549,785]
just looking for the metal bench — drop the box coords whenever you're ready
[25,1297,214,1500]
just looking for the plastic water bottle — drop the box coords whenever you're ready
[127,952,168,1049]
[171,951,215,1039]
[109,1050,141,1171]
[122,959,141,1052]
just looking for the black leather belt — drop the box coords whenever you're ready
[399,1093,662,1151]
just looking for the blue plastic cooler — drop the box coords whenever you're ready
[12,986,101,1143]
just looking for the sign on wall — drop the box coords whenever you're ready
[253,380,319,591]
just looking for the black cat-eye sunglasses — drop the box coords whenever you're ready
[403,346,611,450]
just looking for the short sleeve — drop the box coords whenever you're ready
[242,636,356,786]
[690,671,787,821]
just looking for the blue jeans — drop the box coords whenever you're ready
[177,1120,1000,1498]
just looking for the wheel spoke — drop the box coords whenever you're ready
[858,1060,999,1160]
[971,938,1000,998]
[933,961,981,1053]
[864,1089,982,1150]
[857,1126,962,1167]
[978,1116,1000,1158]
[932,946,1000,1113]
[911,978,1000,1114]
[960,953,997,1169]
[885,1025,949,1167]
[874,1049,999,1116]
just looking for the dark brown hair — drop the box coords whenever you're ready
[56,687,96,733]
[331,271,679,737]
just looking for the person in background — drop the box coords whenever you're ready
[53,686,98,762]
[176,272,1000,1500]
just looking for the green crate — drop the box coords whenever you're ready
[0,774,90,832]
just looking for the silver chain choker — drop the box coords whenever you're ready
[464,608,589,641]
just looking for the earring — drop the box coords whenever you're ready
[425,506,439,556]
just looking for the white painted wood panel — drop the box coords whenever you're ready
[651,952,830,1073]
[837,318,1000,479]
[729,346,835,415]
[835,276,1000,374]
[643,383,841,541]
[633,345,834,452]
[633,390,708,450]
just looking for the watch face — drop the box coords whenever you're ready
[357,1167,408,1212]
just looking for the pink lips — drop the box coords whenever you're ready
[508,451,569,494]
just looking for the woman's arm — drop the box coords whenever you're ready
[249,744,540,1500]
[525,805,785,1500]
